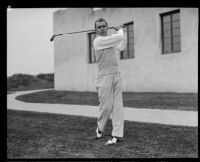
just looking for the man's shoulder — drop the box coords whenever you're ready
[94,35,109,43]
[94,35,102,41]
[93,36,102,46]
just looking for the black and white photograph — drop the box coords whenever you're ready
[7,7,198,159]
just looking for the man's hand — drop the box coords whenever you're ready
[113,25,125,31]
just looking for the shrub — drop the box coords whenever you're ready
[37,73,54,82]
[7,73,54,91]
[7,73,35,90]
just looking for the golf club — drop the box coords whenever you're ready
[50,26,122,42]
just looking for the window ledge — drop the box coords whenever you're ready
[120,57,134,60]
[162,50,181,55]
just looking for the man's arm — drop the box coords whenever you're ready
[93,28,124,51]
[116,27,127,51]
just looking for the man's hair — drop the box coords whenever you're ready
[95,18,108,29]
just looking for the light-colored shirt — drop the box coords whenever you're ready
[93,29,127,76]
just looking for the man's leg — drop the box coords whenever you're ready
[111,73,124,138]
[96,74,114,133]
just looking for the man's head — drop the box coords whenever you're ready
[95,18,108,36]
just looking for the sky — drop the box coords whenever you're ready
[7,8,66,77]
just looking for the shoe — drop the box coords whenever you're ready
[105,136,119,145]
[96,127,102,139]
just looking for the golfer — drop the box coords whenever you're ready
[93,18,127,145]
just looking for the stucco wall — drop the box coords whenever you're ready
[53,8,198,93]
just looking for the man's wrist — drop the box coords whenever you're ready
[114,25,124,31]
[113,27,120,31]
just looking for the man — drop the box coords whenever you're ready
[93,18,127,145]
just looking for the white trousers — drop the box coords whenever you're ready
[96,73,124,137]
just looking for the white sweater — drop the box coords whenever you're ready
[93,29,127,76]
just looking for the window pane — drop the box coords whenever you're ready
[173,35,180,44]
[164,37,171,45]
[129,35,134,41]
[129,43,134,48]
[164,30,171,37]
[173,28,180,36]
[89,33,96,63]
[172,20,180,29]
[121,22,134,59]
[122,49,128,59]
[163,15,171,23]
[129,44,134,50]
[120,52,123,59]
[129,51,134,57]
[128,24,133,31]
[163,22,171,30]
[173,43,180,51]
[128,33,132,39]
[129,36,134,42]
[164,44,171,53]
[172,13,180,21]
[128,26,133,31]
[129,37,134,43]
[128,29,133,36]
[129,47,134,56]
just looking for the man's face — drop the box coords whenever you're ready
[95,21,108,36]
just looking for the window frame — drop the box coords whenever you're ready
[160,9,181,54]
[120,21,134,60]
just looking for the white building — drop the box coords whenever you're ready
[53,8,198,93]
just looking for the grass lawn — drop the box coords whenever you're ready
[7,109,198,158]
[15,90,198,111]
[7,78,53,94]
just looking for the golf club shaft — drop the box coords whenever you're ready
[50,27,115,41]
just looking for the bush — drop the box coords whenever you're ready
[7,73,35,90]
[7,77,18,89]
[7,73,54,91]
[37,73,54,82]
[36,73,46,80]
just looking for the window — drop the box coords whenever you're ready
[161,10,181,54]
[120,22,134,59]
[88,32,96,63]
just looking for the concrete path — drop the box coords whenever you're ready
[7,89,198,127]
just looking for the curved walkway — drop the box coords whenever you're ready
[7,89,198,127]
